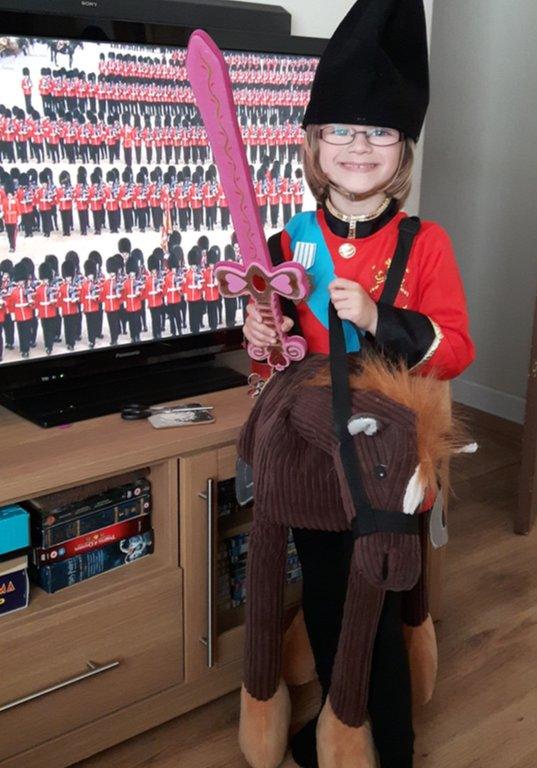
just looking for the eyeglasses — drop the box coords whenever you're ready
[319,124,402,147]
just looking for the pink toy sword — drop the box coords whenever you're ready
[186,30,309,372]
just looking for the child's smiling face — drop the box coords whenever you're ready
[318,124,402,199]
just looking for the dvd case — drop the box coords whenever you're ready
[32,495,152,548]
[30,531,154,593]
[26,476,151,527]
[32,514,152,565]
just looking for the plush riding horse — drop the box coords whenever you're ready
[237,349,476,768]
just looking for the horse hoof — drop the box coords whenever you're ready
[316,697,377,768]
[403,613,438,706]
[282,608,317,687]
[239,680,291,768]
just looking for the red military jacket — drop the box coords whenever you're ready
[280,178,293,205]
[267,179,280,206]
[89,184,105,212]
[122,277,143,312]
[56,186,73,211]
[80,279,101,313]
[1,194,21,224]
[74,183,90,211]
[143,274,164,308]
[202,266,220,301]
[104,186,120,212]
[183,267,202,302]
[279,209,475,381]
[189,185,202,210]
[164,271,183,305]
[7,284,33,321]
[57,282,80,316]
[17,186,34,215]
[34,283,58,319]
[100,277,122,313]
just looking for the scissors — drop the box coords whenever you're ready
[120,402,212,420]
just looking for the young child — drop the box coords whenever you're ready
[241,1,475,767]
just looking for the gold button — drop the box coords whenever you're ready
[338,243,357,259]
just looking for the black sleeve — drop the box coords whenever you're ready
[267,232,302,337]
[364,302,437,369]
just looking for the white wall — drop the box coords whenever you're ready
[420,0,537,422]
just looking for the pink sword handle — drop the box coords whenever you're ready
[186,30,310,371]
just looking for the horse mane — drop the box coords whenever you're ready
[309,353,471,493]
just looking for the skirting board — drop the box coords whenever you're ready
[452,377,526,425]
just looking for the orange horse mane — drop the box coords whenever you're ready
[310,353,471,494]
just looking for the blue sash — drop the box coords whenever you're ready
[285,212,362,353]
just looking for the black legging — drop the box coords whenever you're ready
[291,527,414,768]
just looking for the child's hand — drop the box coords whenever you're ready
[328,277,379,335]
[243,303,294,346]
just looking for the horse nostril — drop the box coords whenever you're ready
[382,552,389,580]
[375,464,387,480]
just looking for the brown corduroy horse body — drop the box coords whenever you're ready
[238,352,471,767]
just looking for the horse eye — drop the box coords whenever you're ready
[374,464,387,480]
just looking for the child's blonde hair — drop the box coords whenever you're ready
[302,125,415,210]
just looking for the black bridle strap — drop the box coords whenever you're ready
[329,215,422,538]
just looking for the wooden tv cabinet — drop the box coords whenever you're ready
[0,383,445,768]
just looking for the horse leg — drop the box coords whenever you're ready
[402,510,438,706]
[317,563,384,768]
[240,519,291,768]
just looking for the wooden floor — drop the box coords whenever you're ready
[74,405,534,768]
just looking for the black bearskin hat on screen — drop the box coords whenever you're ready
[106,256,118,275]
[61,261,75,280]
[84,259,96,278]
[302,0,429,141]
[38,263,53,281]
[147,253,159,272]
[14,262,28,282]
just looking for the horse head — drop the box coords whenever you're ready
[296,354,477,591]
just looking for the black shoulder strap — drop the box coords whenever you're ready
[328,302,419,537]
[378,216,421,306]
[327,216,422,537]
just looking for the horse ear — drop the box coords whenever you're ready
[454,442,478,454]
[347,414,382,437]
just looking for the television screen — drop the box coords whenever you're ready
[0,34,319,365]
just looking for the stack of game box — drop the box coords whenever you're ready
[223,529,302,609]
[25,474,154,594]
[0,504,31,617]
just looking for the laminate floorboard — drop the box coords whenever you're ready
[74,405,533,768]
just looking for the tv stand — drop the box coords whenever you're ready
[0,358,247,427]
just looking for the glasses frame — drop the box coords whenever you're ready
[319,124,403,147]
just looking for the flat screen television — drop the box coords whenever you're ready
[0,2,325,426]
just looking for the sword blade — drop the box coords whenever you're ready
[186,30,270,270]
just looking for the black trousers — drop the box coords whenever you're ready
[63,314,78,349]
[291,528,414,768]
[16,319,32,354]
[41,316,56,352]
[224,297,237,328]
[127,311,141,342]
[85,311,100,345]
[106,310,121,344]
[167,302,182,335]
[149,306,163,338]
